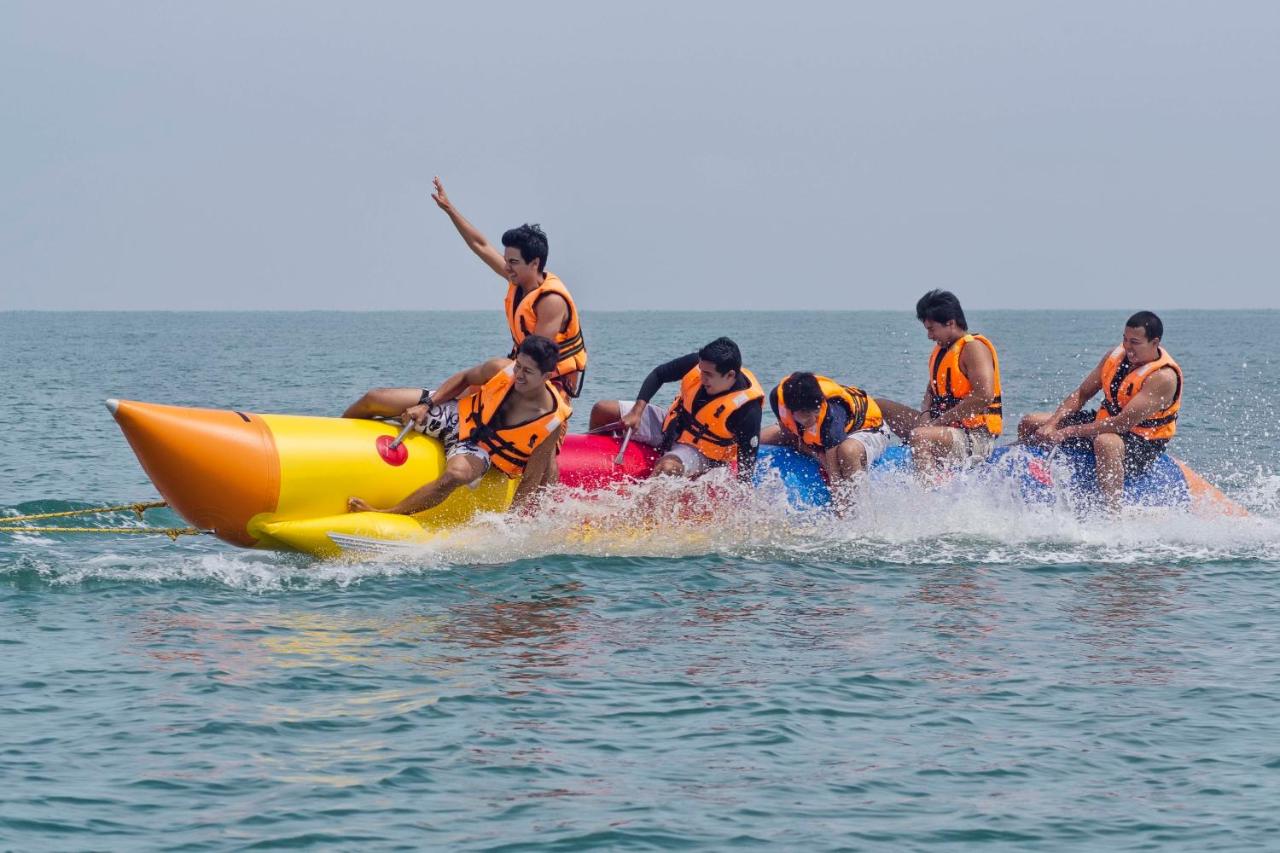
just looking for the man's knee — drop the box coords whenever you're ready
[1093,433,1123,455]
[1018,413,1047,437]
[837,440,867,474]
[653,455,686,477]
[442,455,483,486]
[908,426,938,449]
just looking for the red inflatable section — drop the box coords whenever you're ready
[558,434,659,489]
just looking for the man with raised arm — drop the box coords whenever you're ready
[346,336,571,516]
[343,178,586,489]
[431,177,587,399]
[877,290,1003,476]
[1017,311,1182,509]
[588,337,763,482]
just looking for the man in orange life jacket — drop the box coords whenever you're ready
[761,372,890,484]
[1018,311,1182,508]
[432,177,587,399]
[346,336,570,515]
[589,337,763,481]
[343,178,585,488]
[878,290,1004,474]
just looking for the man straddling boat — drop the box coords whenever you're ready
[1017,311,1181,509]
[877,290,1004,476]
[347,336,570,515]
[588,337,763,482]
[344,177,586,487]
[761,372,889,500]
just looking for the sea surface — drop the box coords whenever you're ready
[3,310,1280,851]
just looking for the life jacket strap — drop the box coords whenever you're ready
[1138,412,1178,428]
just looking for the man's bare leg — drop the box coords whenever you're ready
[907,425,957,480]
[343,387,422,420]
[1093,433,1126,511]
[832,438,868,480]
[876,398,924,441]
[826,439,870,516]
[347,453,487,515]
[589,400,623,432]
[759,424,787,445]
[1018,412,1055,443]
[652,454,688,477]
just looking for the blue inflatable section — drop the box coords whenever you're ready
[755,443,1191,508]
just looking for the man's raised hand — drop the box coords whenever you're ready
[431,176,453,213]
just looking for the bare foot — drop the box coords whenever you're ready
[347,496,376,513]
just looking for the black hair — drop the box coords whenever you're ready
[1125,311,1164,342]
[518,335,559,374]
[782,372,823,412]
[501,223,549,273]
[915,289,968,330]
[698,336,742,375]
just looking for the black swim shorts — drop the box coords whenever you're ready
[1057,410,1169,477]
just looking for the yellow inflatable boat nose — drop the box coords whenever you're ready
[107,399,281,547]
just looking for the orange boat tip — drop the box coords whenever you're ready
[109,399,282,547]
[105,398,120,416]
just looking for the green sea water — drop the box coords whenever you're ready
[3,310,1280,850]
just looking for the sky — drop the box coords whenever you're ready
[2,1,1278,311]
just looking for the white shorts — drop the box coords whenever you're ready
[663,441,718,477]
[941,426,996,461]
[845,427,890,465]
[414,400,490,483]
[614,401,722,476]
[614,400,669,447]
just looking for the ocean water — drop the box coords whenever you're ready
[3,309,1280,851]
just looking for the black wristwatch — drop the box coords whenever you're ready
[418,390,434,407]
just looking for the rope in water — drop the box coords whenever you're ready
[0,500,205,541]
[0,525,205,541]
[0,500,167,523]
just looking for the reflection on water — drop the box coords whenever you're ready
[1063,563,1186,685]
[906,565,1010,685]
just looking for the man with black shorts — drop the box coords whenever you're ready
[1018,311,1183,509]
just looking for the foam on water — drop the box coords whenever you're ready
[5,464,1280,589]
[305,466,1280,575]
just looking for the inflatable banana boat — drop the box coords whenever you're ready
[109,400,1242,558]
[107,399,520,556]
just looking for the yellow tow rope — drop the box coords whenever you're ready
[0,500,167,523]
[0,500,208,541]
[0,525,203,541]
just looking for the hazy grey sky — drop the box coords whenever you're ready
[3,2,1278,311]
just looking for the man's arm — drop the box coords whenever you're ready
[728,399,763,482]
[1058,369,1178,440]
[1036,359,1105,439]
[401,357,511,424]
[431,177,508,279]
[510,439,558,512]
[932,341,996,427]
[620,353,700,430]
[530,292,569,338]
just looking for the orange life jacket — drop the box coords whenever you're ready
[928,333,1003,435]
[504,273,587,397]
[1095,345,1182,442]
[776,374,883,453]
[661,367,764,463]
[457,365,573,478]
